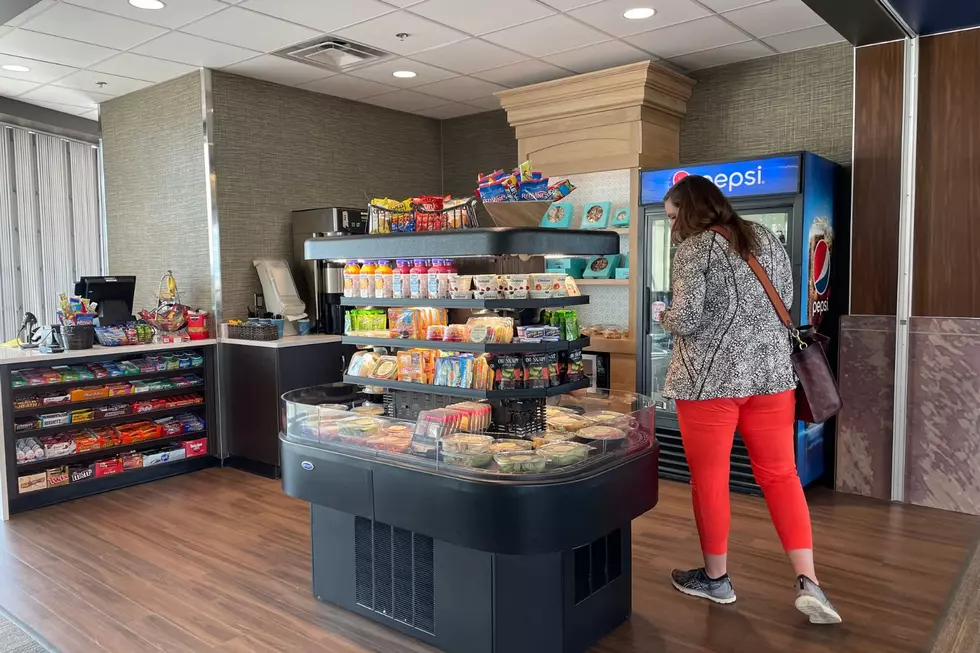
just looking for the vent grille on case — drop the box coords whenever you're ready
[354,517,435,634]
[573,529,623,604]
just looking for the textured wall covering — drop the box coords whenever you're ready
[441,109,516,226]
[835,315,894,500]
[680,43,853,165]
[211,71,442,319]
[101,72,211,312]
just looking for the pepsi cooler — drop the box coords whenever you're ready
[636,152,843,492]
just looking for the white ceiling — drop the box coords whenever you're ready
[0,0,844,122]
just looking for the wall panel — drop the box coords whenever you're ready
[850,41,904,315]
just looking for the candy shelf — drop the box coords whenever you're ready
[12,383,204,415]
[16,430,207,473]
[340,296,589,309]
[13,402,205,438]
[10,365,203,393]
[341,336,590,354]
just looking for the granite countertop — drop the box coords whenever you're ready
[0,339,217,366]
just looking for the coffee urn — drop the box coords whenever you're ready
[291,207,367,334]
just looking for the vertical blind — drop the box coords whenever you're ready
[0,125,102,341]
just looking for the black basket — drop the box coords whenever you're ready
[369,197,479,234]
[62,324,94,350]
[227,323,279,341]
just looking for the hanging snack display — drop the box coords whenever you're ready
[475,159,575,203]
[369,196,478,234]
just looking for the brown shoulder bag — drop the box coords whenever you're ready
[710,226,842,423]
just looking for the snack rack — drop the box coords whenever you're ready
[0,344,218,514]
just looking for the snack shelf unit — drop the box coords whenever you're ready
[0,344,218,515]
[340,296,589,309]
[287,227,659,653]
[341,336,591,354]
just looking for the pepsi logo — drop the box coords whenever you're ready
[671,170,689,185]
[811,238,831,295]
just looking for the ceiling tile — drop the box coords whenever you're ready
[417,103,484,119]
[180,6,321,53]
[699,0,771,10]
[63,0,227,29]
[543,39,651,73]
[473,59,572,87]
[4,1,57,28]
[570,0,710,37]
[297,73,399,100]
[20,84,112,108]
[0,54,75,83]
[626,16,748,58]
[240,0,395,33]
[408,39,527,75]
[20,3,167,50]
[0,29,118,67]
[763,24,844,52]
[133,32,258,68]
[482,14,607,58]
[223,54,333,85]
[668,40,772,70]
[0,77,40,97]
[408,0,554,36]
[23,100,93,116]
[465,95,502,111]
[537,0,601,9]
[722,0,823,38]
[360,89,445,112]
[348,57,457,88]
[90,52,197,82]
[336,11,467,56]
[412,75,506,101]
[53,70,153,97]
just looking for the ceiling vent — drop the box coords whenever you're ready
[273,37,394,73]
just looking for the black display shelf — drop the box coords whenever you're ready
[304,227,620,260]
[343,375,590,399]
[13,402,205,438]
[9,454,216,513]
[10,365,203,393]
[12,383,204,415]
[16,430,207,473]
[341,336,591,353]
[340,295,589,309]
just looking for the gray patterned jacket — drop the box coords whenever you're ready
[661,223,796,401]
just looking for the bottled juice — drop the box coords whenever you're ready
[359,260,375,299]
[427,259,445,299]
[343,260,360,298]
[440,258,457,298]
[410,259,428,299]
[392,259,411,299]
[374,260,393,298]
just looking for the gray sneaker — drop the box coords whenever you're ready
[795,575,842,624]
[670,568,736,604]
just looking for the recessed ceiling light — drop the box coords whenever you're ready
[129,0,165,9]
[623,7,656,19]
[1,64,31,73]
[392,70,417,78]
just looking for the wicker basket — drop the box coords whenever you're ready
[227,323,279,341]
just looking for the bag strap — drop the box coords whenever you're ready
[709,226,795,330]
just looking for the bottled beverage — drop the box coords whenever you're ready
[409,259,428,299]
[359,260,375,299]
[427,259,445,299]
[392,259,411,299]
[374,260,393,298]
[343,260,360,298]
[440,258,457,299]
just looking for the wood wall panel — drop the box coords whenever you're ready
[850,42,904,315]
[914,30,980,317]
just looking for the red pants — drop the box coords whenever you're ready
[675,390,813,556]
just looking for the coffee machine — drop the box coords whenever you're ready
[291,207,368,334]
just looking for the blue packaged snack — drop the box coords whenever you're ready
[479,182,509,203]
[519,179,550,201]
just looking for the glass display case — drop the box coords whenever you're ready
[281,386,655,483]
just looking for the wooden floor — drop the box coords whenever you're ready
[0,468,977,653]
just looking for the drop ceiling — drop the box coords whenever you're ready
[0,0,844,121]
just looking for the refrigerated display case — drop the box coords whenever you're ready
[636,152,842,492]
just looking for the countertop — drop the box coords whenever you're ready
[0,339,217,366]
[219,334,343,349]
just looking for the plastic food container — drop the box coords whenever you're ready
[552,274,568,297]
[474,289,500,299]
[538,441,591,467]
[548,414,589,432]
[489,439,534,454]
[584,410,632,429]
[351,402,384,415]
[494,451,547,474]
[502,274,529,292]
[576,425,627,450]
[449,275,473,292]
[473,275,498,291]
[442,451,493,468]
[441,433,493,454]
[532,431,576,448]
[530,274,555,293]
[337,417,384,442]
[366,434,411,452]
[504,290,528,299]
[529,289,553,299]
[450,290,472,299]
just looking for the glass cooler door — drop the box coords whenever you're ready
[645,213,674,413]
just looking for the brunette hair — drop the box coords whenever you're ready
[664,175,759,259]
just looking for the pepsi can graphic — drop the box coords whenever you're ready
[807,217,833,329]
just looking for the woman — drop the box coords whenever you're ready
[659,175,841,625]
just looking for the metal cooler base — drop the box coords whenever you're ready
[310,504,632,653]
